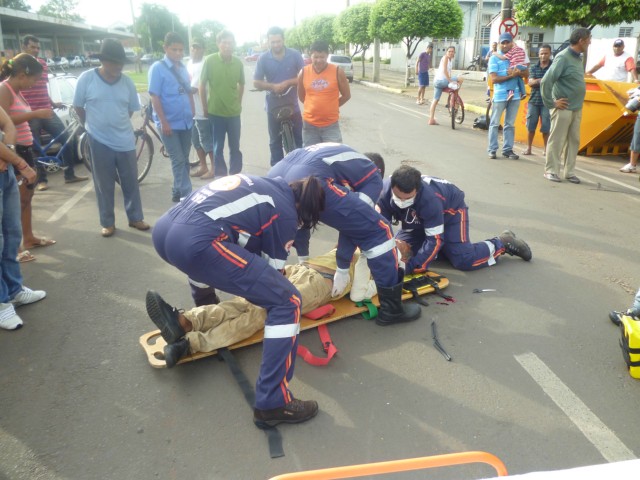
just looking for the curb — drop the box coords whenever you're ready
[355,79,487,116]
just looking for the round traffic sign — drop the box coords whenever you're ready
[499,18,519,38]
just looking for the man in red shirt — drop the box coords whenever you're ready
[21,34,88,191]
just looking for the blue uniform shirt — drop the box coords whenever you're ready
[268,143,382,206]
[378,176,466,272]
[148,57,194,130]
[254,47,304,112]
[172,175,298,270]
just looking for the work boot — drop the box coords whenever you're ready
[164,338,190,368]
[376,276,422,326]
[498,230,532,261]
[253,398,319,429]
[610,309,640,326]
[145,290,185,344]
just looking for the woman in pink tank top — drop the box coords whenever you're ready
[0,53,56,262]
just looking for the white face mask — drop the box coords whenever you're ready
[392,193,415,209]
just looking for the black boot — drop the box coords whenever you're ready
[376,279,422,326]
[164,338,190,368]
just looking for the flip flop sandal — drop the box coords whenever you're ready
[17,250,36,263]
[25,237,56,249]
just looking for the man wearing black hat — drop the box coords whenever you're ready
[586,39,638,83]
[73,38,149,237]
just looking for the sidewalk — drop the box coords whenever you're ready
[354,63,489,115]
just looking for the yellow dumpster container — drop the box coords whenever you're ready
[514,78,638,156]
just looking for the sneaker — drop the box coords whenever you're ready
[620,163,637,173]
[253,398,319,429]
[35,182,49,191]
[609,311,624,326]
[503,150,519,160]
[101,226,115,237]
[565,175,581,184]
[164,338,190,368]
[145,290,185,344]
[543,172,561,182]
[0,303,23,330]
[128,220,150,231]
[488,151,497,159]
[64,175,89,184]
[11,286,46,307]
[498,230,532,261]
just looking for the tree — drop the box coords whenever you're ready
[514,0,640,29]
[38,0,83,22]
[1,0,30,11]
[286,26,304,53]
[136,3,186,53]
[297,14,339,52]
[335,3,374,78]
[370,0,463,86]
[191,20,226,54]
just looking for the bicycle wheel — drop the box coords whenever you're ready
[79,133,92,173]
[454,96,465,125]
[135,131,154,183]
[281,121,296,154]
[450,94,457,130]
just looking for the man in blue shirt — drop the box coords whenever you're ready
[487,32,527,160]
[254,26,304,166]
[149,32,194,202]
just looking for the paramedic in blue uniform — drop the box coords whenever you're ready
[151,174,324,428]
[378,165,532,273]
[268,143,421,326]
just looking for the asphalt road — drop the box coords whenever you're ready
[1,64,639,480]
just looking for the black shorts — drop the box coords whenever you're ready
[16,144,36,190]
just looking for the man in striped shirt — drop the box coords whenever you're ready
[21,34,88,191]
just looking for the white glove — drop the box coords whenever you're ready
[297,255,309,264]
[396,248,406,271]
[332,267,350,297]
[350,254,377,302]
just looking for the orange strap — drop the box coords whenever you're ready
[296,324,338,366]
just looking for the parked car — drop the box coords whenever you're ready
[244,53,260,62]
[140,53,155,65]
[327,54,353,82]
[46,74,78,126]
[69,56,84,68]
[88,56,101,66]
[46,57,56,69]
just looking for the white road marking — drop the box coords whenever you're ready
[47,181,94,223]
[515,352,636,463]
[382,102,427,119]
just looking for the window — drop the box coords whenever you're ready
[619,27,633,37]
[480,27,491,44]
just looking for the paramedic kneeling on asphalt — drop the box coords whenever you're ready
[378,166,532,272]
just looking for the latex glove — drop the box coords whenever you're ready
[297,255,309,264]
[332,267,350,297]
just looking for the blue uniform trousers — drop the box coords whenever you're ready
[152,213,301,410]
[398,207,505,271]
[296,183,398,287]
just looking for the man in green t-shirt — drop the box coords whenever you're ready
[199,30,245,177]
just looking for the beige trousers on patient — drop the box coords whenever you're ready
[183,264,332,353]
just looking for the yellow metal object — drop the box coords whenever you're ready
[620,314,640,379]
[515,78,638,155]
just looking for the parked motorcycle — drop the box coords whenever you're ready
[466,54,487,71]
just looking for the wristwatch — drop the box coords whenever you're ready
[6,144,15,151]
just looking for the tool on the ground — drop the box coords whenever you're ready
[473,288,497,293]
[431,321,451,361]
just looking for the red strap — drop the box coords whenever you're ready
[303,304,336,320]
[296,324,338,366]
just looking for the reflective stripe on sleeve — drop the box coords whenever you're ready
[237,231,251,248]
[362,238,395,259]
[356,192,375,208]
[188,278,210,288]
[322,151,365,165]
[485,240,497,266]
[204,193,275,221]
[425,224,444,236]
[264,323,301,339]
[263,253,287,270]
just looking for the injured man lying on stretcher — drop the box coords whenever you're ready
[145,249,377,367]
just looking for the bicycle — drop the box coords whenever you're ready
[31,105,86,174]
[444,73,468,130]
[254,86,298,155]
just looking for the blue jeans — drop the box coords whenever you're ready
[30,114,79,182]
[488,99,521,154]
[0,167,24,302]
[88,136,145,228]
[192,118,213,153]
[526,103,551,134]
[160,129,193,199]
[210,115,242,176]
[302,120,342,147]
[268,109,302,166]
